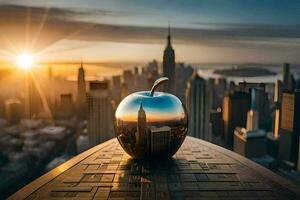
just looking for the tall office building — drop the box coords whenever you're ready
[212,78,227,109]
[147,126,171,156]
[222,91,250,147]
[123,70,134,93]
[282,63,292,91]
[210,108,223,138]
[234,100,267,158]
[87,81,113,147]
[229,81,236,92]
[162,25,175,93]
[59,94,74,119]
[278,90,300,169]
[145,59,159,89]
[282,63,297,91]
[273,80,283,138]
[133,67,140,90]
[133,67,148,91]
[186,73,211,141]
[273,108,281,139]
[121,82,128,99]
[274,80,283,103]
[174,63,194,102]
[246,110,259,131]
[233,126,267,158]
[250,87,270,130]
[111,75,121,104]
[290,74,296,91]
[136,103,147,147]
[77,62,86,119]
[5,99,22,124]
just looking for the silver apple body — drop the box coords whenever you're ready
[114,77,188,159]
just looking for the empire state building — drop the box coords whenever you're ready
[77,62,86,119]
[163,26,175,93]
[136,103,147,146]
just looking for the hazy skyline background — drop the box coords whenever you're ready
[0,0,300,64]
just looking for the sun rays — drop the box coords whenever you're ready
[0,3,100,122]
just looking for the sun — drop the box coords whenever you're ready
[16,53,34,70]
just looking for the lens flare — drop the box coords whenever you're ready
[16,53,33,70]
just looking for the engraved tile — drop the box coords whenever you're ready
[52,186,92,192]
[101,174,115,182]
[11,137,300,200]
[95,187,110,199]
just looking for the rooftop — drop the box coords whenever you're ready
[9,136,300,200]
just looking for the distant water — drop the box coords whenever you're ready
[195,64,300,84]
[46,62,300,83]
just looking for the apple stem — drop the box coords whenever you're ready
[150,77,169,96]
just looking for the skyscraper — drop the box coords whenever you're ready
[136,103,147,146]
[121,82,128,99]
[278,90,300,169]
[174,63,194,102]
[250,87,270,130]
[123,70,134,93]
[282,63,291,91]
[87,81,113,147]
[59,94,74,119]
[273,80,283,138]
[162,25,175,93]
[5,98,22,124]
[246,110,259,131]
[148,126,171,156]
[210,108,223,138]
[186,73,211,141]
[77,62,86,119]
[212,78,227,109]
[145,59,159,89]
[222,91,250,147]
[111,75,121,104]
[274,80,283,103]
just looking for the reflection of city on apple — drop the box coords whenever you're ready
[115,91,188,159]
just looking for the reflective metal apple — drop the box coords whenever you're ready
[114,77,188,159]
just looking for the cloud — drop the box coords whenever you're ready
[63,22,300,50]
[0,3,129,20]
[0,3,300,57]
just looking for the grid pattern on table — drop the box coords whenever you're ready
[23,137,299,200]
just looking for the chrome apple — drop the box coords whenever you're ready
[114,77,188,159]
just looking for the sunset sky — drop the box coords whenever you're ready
[0,0,300,64]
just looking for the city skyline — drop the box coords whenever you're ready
[0,1,300,64]
[1,1,300,198]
